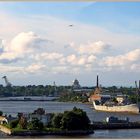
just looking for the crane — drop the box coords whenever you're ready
[2,76,12,87]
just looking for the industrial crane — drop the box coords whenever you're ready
[2,76,12,87]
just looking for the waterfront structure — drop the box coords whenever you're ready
[88,75,102,102]
[106,116,129,123]
[90,75,140,114]
[0,116,8,124]
[23,108,52,125]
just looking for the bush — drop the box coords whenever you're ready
[10,119,19,128]
[51,113,63,128]
[27,118,44,130]
[0,111,3,116]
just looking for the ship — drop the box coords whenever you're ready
[89,75,140,114]
[93,100,139,114]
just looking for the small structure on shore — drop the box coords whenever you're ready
[106,116,129,123]
[22,108,52,126]
[0,116,8,124]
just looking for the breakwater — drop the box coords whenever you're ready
[91,122,140,130]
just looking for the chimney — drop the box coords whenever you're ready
[97,75,99,88]
[139,80,140,94]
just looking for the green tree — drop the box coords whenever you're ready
[0,111,3,116]
[34,108,45,115]
[27,118,44,130]
[10,119,19,128]
[51,113,63,128]
[61,107,90,130]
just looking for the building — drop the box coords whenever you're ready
[22,108,52,126]
[26,113,51,126]
[72,79,81,89]
[106,116,129,123]
[0,116,8,124]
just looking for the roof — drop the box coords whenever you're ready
[0,116,8,122]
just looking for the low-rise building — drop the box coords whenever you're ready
[24,113,51,126]
[0,116,8,124]
[106,116,129,123]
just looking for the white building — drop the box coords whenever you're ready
[0,116,8,124]
[23,113,51,126]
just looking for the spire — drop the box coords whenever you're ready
[97,75,99,88]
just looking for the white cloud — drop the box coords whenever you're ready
[77,41,110,55]
[64,54,96,66]
[35,52,63,61]
[8,32,48,54]
[0,32,50,63]
[24,63,46,74]
[102,49,140,67]
[0,64,23,73]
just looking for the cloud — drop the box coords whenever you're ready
[0,64,23,73]
[35,52,63,61]
[77,41,110,55]
[0,32,50,63]
[130,64,140,72]
[64,54,96,66]
[8,32,49,54]
[102,49,140,67]
[24,63,46,74]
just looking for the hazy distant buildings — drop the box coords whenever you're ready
[72,79,81,89]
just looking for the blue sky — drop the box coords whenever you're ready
[0,2,140,86]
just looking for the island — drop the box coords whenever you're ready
[0,107,94,136]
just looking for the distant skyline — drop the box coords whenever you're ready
[0,2,140,87]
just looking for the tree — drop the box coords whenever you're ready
[10,119,19,128]
[34,108,45,115]
[61,107,90,130]
[0,111,3,116]
[51,113,63,128]
[19,116,28,129]
[27,118,44,130]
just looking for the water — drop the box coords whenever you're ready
[0,99,140,138]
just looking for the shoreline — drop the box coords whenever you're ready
[11,130,94,136]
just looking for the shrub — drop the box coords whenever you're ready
[10,119,19,128]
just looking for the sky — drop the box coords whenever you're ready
[0,2,140,87]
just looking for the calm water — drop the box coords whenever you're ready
[0,98,140,138]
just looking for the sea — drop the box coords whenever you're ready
[0,96,140,139]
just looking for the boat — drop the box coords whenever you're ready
[93,100,139,114]
[89,75,140,114]
[24,97,31,101]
